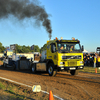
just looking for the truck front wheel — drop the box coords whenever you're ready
[31,64,36,73]
[70,70,79,75]
[48,63,57,76]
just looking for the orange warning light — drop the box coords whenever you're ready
[55,37,58,40]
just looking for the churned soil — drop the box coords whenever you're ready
[0,66,100,100]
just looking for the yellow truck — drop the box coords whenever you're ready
[31,37,84,76]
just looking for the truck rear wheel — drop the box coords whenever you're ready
[48,63,57,76]
[31,64,36,73]
[70,70,79,75]
[3,63,7,68]
[12,63,16,70]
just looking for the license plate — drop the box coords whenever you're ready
[70,67,76,70]
[61,67,64,70]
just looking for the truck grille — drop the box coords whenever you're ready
[68,61,77,66]
[62,56,81,59]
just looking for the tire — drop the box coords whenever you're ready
[12,63,16,70]
[31,64,36,73]
[48,63,57,76]
[3,63,7,68]
[70,70,79,75]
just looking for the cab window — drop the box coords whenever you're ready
[51,43,56,53]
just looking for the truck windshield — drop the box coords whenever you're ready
[57,42,81,53]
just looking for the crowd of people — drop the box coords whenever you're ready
[83,52,100,67]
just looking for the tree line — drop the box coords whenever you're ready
[0,42,47,53]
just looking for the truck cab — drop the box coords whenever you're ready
[31,37,84,76]
[46,37,84,76]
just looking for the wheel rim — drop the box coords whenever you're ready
[32,66,35,72]
[48,66,53,74]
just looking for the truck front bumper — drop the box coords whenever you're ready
[57,66,84,71]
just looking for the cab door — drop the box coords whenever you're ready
[47,43,57,65]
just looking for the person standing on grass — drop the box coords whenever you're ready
[92,55,94,66]
[97,52,100,67]
[83,55,87,66]
[90,55,93,66]
[94,53,97,68]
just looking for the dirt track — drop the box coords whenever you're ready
[0,66,100,100]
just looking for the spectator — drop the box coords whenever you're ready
[90,55,93,66]
[83,56,87,66]
[94,53,98,68]
[83,53,95,66]
[97,52,100,67]
[87,56,90,66]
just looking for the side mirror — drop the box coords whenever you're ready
[82,45,84,51]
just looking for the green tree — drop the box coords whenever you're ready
[12,44,40,53]
[16,44,23,53]
[34,45,40,52]
[21,45,30,53]
[0,42,5,53]
[40,43,47,53]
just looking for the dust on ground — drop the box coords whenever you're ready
[0,66,100,100]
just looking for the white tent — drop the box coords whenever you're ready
[83,49,88,53]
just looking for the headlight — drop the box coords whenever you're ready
[60,62,64,64]
[80,61,83,64]
[77,56,81,59]
[60,62,63,64]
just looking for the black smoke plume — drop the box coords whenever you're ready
[0,0,52,39]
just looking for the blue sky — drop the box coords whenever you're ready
[0,0,100,52]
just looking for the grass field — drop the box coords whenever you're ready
[0,80,49,100]
[79,66,100,74]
